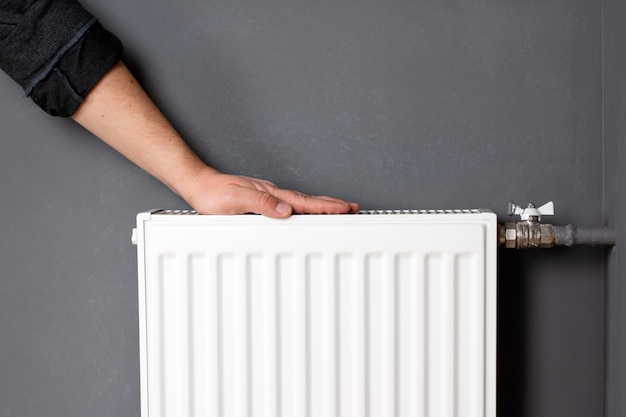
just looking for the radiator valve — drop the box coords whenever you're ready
[498,201,616,248]
[501,201,555,249]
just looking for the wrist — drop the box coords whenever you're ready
[176,165,220,207]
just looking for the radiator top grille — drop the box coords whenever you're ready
[153,209,485,216]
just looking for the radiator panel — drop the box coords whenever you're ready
[135,211,497,417]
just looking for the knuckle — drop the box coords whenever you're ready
[258,192,275,208]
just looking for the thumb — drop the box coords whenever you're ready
[236,187,293,218]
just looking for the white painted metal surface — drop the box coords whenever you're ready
[134,210,497,417]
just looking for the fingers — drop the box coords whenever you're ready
[271,188,359,214]
[224,176,359,215]
[233,186,358,218]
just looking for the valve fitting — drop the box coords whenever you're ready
[499,201,616,248]
[500,221,555,249]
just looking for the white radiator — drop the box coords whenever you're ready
[133,209,497,417]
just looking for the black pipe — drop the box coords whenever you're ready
[554,225,616,247]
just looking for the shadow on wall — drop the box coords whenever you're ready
[498,246,606,417]
[498,248,527,417]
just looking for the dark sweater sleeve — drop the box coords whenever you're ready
[0,0,123,117]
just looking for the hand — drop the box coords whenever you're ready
[183,168,359,218]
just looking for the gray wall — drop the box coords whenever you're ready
[604,0,626,416]
[0,1,609,416]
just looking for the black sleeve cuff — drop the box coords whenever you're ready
[29,22,123,117]
[0,0,123,117]
[0,0,95,90]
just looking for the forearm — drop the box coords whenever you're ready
[71,60,214,200]
[70,60,359,217]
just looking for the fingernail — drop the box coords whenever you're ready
[275,202,292,216]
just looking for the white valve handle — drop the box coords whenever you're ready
[508,201,554,221]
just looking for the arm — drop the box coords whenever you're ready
[71,61,359,218]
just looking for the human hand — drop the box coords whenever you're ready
[183,168,359,218]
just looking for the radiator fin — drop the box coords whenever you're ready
[146,250,486,417]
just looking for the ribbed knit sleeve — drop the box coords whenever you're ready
[0,0,123,117]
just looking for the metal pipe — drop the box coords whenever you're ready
[554,225,616,247]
